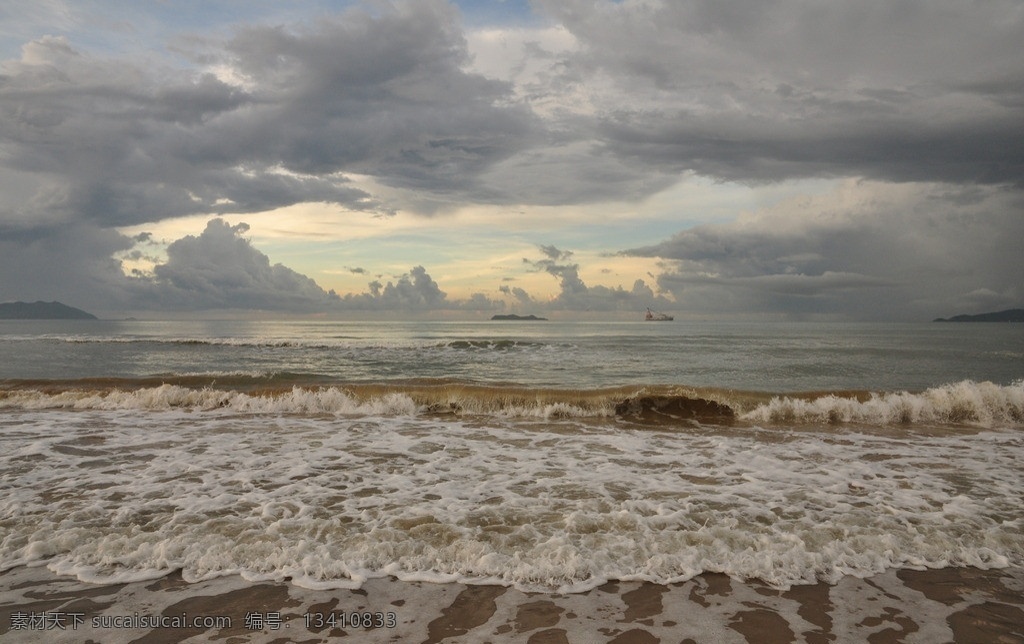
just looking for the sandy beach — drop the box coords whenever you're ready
[2,565,1022,643]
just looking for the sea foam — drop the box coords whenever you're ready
[3,379,1023,427]
[0,384,419,416]
[743,380,1024,427]
[1,407,1020,592]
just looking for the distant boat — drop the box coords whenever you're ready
[645,307,673,321]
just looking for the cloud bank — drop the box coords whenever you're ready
[626,181,1024,320]
[533,0,1024,186]
[0,0,1020,318]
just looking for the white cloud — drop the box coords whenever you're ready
[147,219,339,310]
[521,244,674,311]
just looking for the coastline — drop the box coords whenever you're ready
[2,565,1021,643]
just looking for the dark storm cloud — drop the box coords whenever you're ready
[0,1,538,235]
[0,223,135,310]
[209,0,537,191]
[534,0,1024,185]
[2,0,1022,314]
[4,0,1022,231]
[0,34,376,232]
[0,1,539,308]
[626,182,1024,320]
[477,141,680,206]
[596,113,1021,186]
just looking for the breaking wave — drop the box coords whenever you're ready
[743,380,1024,427]
[2,378,1022,428]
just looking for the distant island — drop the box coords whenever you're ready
[0,300,98,320]
[490,314,548,321]
[933,308,1024,323]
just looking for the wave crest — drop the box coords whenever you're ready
[0,384,419,416]
[743,380,1024,427]
[4,379,1023,427]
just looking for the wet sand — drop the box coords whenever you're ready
[2,566,1022,643]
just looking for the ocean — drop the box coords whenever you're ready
[1,319,1022,642]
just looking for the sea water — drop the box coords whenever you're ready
[0,319,1021,593]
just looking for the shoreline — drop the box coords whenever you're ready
[2,565,1021,642]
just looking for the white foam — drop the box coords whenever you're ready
[1,408,1021,592]
[743,380,1024,427]
[0,385,419,416]
[0,384,617,420]
[7,380,1022,426]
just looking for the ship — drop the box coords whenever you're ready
[645,307,674,321]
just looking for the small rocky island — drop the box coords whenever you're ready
[0,301,97,320]
[490,314,548,321]
[933,308,1024,323]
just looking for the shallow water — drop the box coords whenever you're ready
[2,319,1022,391]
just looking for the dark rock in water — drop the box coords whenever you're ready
[0,300,97,320]
[615,395,735,423]
[490,314,548,321]
[933,308,1024,323]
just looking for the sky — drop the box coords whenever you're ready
[0,0,1021,320]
